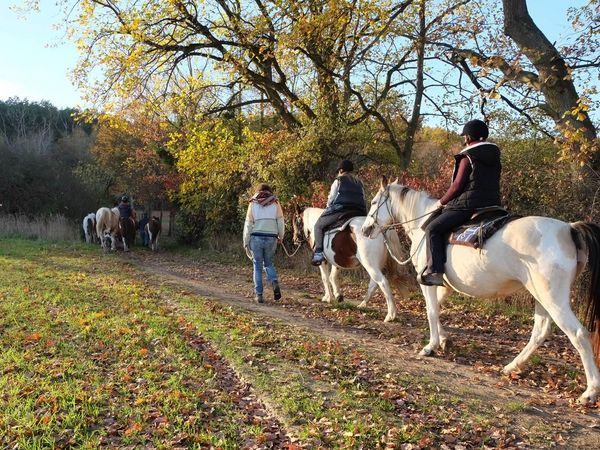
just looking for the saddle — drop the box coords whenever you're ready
[448,207,521,249]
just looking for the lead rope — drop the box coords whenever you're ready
[281,240,303,257]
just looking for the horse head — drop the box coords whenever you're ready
[292,205,306,245]
[362,176,395,238]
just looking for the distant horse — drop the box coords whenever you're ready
[119,216,136,252]
[362,179,600,404]
[96,207,120,252]
[292,206,410,322]
[82,212,97,244]
[146,216,161,251]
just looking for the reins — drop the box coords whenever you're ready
[381,230,425,266]
[370,185,437,266]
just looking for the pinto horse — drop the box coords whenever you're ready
[293,206,410,322]
[119,216,136,252]
[362,179,600,404]
[96,207,120,252]
[82,213,97,244]
[146,217,161,251]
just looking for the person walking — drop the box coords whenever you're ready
[243,183,285,303]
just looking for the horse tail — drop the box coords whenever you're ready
[383,229,412,299]
[570,221,600,366]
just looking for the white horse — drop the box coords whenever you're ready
[95,207,120,252]
[82,212,97,244]
[362,179,600,404]
[293,207,410,322]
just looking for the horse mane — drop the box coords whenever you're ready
[388,184,436,227]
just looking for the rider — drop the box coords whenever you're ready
[311,159,367,266]
[420,119,502,286]
[118,195,136,222]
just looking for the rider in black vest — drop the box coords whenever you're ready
[421,119,502,286]
[311,159,367,266]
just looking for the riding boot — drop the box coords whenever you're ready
[311,252,326,266]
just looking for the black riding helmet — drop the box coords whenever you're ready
[461,119,489,141]
[121,195,129,203]
[336,159,354,172]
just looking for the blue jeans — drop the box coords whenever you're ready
[249,235,278,295]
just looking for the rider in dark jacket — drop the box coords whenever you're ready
[118,195,136,221]
[420,119,502,286]
[311,160,367,266]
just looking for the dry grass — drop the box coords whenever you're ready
[0,214,79,241]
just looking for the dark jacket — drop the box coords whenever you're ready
[118,202,133,219]
[445,142,501,210]
[325,174,367,215]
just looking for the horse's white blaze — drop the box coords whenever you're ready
[364,184,600,403]
[300,207,407,322]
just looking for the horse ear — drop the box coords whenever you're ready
[380,175,388,190]
[392,177,399,184]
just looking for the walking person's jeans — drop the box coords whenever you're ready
[249,235,278,295]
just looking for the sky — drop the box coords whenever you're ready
[0,0,592,110]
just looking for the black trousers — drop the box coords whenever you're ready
[313,212,350,252]
[425,208,473,273]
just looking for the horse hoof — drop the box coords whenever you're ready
[419,347,434,356]
[501,364,518,376]
[384,314,396,323]
[335,295,344,303]
[357,301,367,308]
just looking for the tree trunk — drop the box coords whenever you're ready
[503,0,598,165]
[401,0,426,168]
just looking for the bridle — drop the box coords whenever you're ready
[367,185,435,266]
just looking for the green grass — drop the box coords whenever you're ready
[0,237,554,449]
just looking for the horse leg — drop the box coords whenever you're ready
[526,274,600,404]
[420,286,442,355]
[363,267,397,322]
[503,302,552,374]
[329,265,344,302]
[358,279,378,308]
[436,287,451,352]
[319,263,333,303]
[542,300,600,404]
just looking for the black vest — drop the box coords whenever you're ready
[445,142,501,210]
[329,174,367,214]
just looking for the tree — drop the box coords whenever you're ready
[431,0,599,167]
[41,0,478,168]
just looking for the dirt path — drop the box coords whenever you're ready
[126,251,600,448]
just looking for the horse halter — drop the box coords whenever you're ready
[367,185,393,231]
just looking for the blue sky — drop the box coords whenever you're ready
[0,0,591,110]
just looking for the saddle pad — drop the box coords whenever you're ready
[449,213,521,248]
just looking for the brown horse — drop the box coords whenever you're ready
[119,217,136,252]
[146,216,161,251]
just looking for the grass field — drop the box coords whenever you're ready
[0,237,591,449]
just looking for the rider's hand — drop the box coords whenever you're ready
[435,200,444,209]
